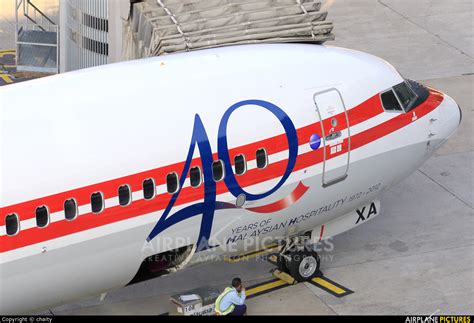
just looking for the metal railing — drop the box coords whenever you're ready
[17,0,56,31]
[15,0,59,74]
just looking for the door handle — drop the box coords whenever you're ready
[325,131,342,141]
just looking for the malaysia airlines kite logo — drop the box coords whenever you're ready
[147,100,311,251]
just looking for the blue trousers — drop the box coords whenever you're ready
[228,304,247,316]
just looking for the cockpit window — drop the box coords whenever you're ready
[393,82,418,112]
[406,79,429,106]
[381,89,403,112]
[381,81,420,113]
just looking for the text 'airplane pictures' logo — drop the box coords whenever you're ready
[146,100,310,251]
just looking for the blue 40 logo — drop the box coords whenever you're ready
[146,100,299,251]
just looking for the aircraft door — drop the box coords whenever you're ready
[313,88,351,187]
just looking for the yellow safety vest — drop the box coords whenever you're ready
[214,287,236,316]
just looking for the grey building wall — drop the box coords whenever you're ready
[59,0,129,72]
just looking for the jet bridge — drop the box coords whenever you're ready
[125,0,335,59]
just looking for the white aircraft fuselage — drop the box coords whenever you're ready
[0,44,461,313]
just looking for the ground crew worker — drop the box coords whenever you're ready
[215,277,247,316]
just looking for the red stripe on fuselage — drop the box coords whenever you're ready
[0,91,443,253]
[0,93,382,223]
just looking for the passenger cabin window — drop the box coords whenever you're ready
[190,166,202,188]
[91,192,104,214]
[256,148,268,169]
[212,160,225,182]
[35,206,49,228]
[167,173,179,194]
[64,198,78,220]
[234,154,246,176]
[393,82,418,112]
[118,185,131,206]
[143,178,155,200]
[5,213,19,236]
[381,89,403,112]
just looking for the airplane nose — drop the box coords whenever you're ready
[436,94,461,141]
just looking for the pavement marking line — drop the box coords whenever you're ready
[0,74,13,84]
[224,244,281,263]
[162,275,352,315]
[309,276,353,298]
[246,278,289,299]
[0,50,15,58]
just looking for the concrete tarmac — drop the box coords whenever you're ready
[1,0,472,316]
